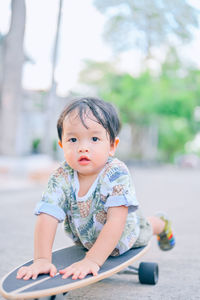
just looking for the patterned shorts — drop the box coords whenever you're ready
[133,210,153,248]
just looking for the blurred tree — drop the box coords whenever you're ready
[42,0,63,156]
[79,48,200,161]
[91,0,200,160]
[80,59,116,86]
[93,0,199,60]
[0,0,26,155]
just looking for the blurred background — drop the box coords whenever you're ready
[0,0,200,183]
[1,2,200,299]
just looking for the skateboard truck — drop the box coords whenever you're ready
[34,294,68,300]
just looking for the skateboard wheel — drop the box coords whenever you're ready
[138,262,159,285]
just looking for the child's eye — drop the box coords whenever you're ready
[92,137,99,142]
[69,138,77,143]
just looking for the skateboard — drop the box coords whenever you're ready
[0,243,158,299]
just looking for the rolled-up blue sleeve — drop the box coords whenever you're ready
[34,168,69,222]
[104,194,138,213]
[101,161,139,213]
[35,202,66,222]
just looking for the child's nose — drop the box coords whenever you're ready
[79,148,89,153]
[78,142,89,152]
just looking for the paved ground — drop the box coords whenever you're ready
[0,166,200,299]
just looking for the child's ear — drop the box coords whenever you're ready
[109,137,120,156]
[58,140,63,148]
[115,137,120,148]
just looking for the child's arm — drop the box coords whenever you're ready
[59,206,128,280]
[86,206,128,265]
[17,213,58,280]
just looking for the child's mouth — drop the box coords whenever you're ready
[78,156,90,165]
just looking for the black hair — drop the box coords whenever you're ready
[57,97,121,143]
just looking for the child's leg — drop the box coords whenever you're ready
[147,216,165,235]
[147,214,175,251]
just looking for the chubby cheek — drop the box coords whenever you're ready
[63,147,76,165]
[93,148,110,164]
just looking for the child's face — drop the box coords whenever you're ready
[59,109,118,177]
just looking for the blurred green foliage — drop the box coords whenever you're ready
[93,0,199,56]
[32,138,41,154]
[80,49,200,162]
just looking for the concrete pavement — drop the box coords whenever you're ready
[0,166,200,299]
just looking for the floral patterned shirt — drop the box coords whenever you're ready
[35,157,140,256]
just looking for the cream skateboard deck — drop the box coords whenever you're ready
[0,243,158,299]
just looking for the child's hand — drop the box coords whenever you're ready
[16,258,57,280]
[59,257,100,280]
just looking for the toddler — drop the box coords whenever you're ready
[17,97,175,281]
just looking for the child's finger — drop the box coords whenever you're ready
[62,271,73,279]
[59,268,66,274]
[60,268,73,279]
[92,269,98,276]
[59,267,71,275]
[78,271,88,279]
[50,265,57,277]
[72,270,81,280]
[23,270,33,281]
[32,272,39,280]
[16,267,28,279]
